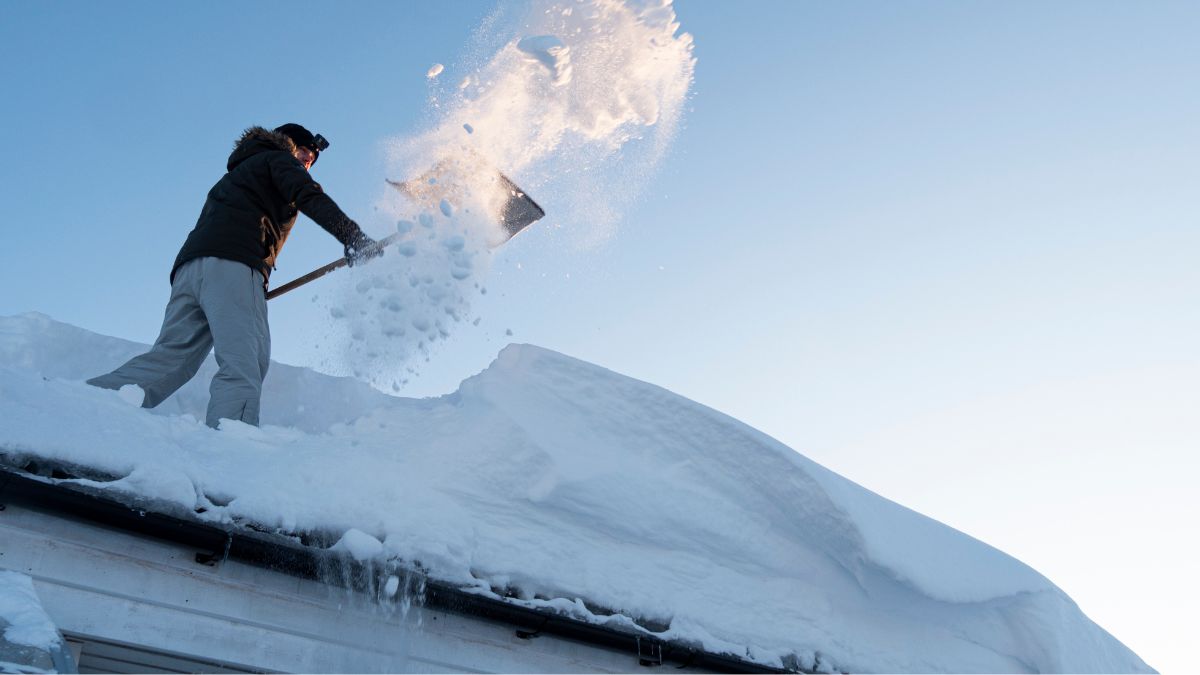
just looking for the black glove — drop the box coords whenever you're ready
[345,233,384,266]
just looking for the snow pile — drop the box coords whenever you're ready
[0,313,1152,673]
[0,571,68,674]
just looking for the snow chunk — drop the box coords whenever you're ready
[117,384,144,407]
[332,528,385,561]
[426,63,444,79]
[517,35,572,85]
[384,575,400,598]
[0,571,61,650]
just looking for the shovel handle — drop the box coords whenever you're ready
[266,233,401,301]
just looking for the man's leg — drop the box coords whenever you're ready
[198,258,270,428]
[86,259,213,407]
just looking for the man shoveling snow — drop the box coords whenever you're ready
[87,123,381,429]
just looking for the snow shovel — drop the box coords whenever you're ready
[386,170,545,242]
[267,174,543,301]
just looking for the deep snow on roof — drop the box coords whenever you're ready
[0,312,1151,673]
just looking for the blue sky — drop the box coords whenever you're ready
[2,1,1197,671]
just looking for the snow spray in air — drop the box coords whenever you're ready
[321,0,696,392]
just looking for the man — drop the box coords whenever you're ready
[88,123,379,428]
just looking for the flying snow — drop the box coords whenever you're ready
[310,0,697,392]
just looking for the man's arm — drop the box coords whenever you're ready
[267,152,374,254]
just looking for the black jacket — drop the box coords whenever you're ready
[171,127,367,284]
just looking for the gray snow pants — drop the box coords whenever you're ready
[87,257,270,428]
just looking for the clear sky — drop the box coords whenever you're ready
[2,1,1197,671]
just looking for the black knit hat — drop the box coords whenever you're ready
[274,123,327,165]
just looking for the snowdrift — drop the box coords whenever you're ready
[0,312,1151,673]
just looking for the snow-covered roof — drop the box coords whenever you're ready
[0,313,1151,673]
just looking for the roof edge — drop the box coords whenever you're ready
[0,459,801,674]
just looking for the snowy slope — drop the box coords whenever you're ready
[0,313,1151,673]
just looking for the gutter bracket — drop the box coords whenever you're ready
[195,532,232,567]
[516,616,549,640]
[638,636,663,667]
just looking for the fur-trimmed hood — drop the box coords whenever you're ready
[227,126,298,172]
[174,124,364,285]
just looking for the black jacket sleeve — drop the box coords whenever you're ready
[267,152,367,246]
